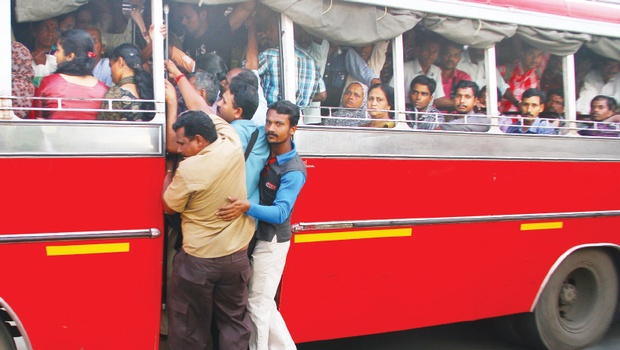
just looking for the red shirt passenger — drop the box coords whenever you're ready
[34,29,107,120]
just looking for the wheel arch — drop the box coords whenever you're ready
[0,297,32,350]
[530,243,620,312]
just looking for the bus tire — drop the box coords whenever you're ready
[0,321,16,350]
[525,249,618,350]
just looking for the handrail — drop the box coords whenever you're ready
[292,210,620,232]
[0,228,161,244]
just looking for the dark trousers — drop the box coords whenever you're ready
[168,248,251,350]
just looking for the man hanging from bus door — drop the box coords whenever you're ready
[162,61,255,350]
[217,100,307,350]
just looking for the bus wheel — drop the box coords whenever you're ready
[527,249,618,350]
[0,321,16,350]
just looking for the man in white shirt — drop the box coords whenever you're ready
[390,36,451,108]
[576,58,620,115]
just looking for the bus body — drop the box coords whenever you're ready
[2,0,620,349]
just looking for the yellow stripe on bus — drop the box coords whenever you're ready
[46,243,130,256]
[520,222,563,231]
[294,228,412,243]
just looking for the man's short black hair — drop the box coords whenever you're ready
[232,69,259,89]
[522,88,546,104]
[410,75,437,94]
[592,95,617,111]
[268,100,301,127]
[546,88,564,101]
[172,110,218,143]
[229,76,259,120]
[454,80,480,98]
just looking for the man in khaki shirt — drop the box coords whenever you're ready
[162,109,254,350]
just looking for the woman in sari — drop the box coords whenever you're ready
[322,81,368,127]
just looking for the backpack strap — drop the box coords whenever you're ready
[244,129,260,161]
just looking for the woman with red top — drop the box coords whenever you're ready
[34,29,108,120]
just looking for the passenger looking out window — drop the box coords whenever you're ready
[579,95,620,137]
[33,29,108,120]
[31,18,59,87]
[505,88,556,135]
[322,81,368,127]
[499,44,545,113]
[439,41,471,100]
[363,83,395,128]
[440,80,490,132]
[97,43,154,121]
[575,57,620,115]
[405,75,444,130]
[321,43,380,114]
[457,47,519,110]
[391,34,452,109]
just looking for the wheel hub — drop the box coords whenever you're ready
[560,283,578,306]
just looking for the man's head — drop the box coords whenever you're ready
[179,3,208,38]
[599,59,620,83]
[520,88,545,121]
[256,14,279,50]
[409,75,436,111]
[521,45,544,70]
[86,27,104,59]
[452,80,479,115]
[265,100,300,145]
[216,76,259,123]
[417,37,440,69]
[172,111,218,157]
[545,89,564,115]
[440,41,464,72]
[590,95,617,121]
[192,72,220,106]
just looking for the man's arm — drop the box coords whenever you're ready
[164,80,179,154]
[228,0,256,32]
[165,60,213,113]
[217,171,305,223]
[344,49,379,87]
[161,171,177,214]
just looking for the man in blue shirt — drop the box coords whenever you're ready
[217,100,307,350]
[506,88,556,135]
[216,71,270,204]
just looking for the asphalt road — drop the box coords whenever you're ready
[295,318,620,350]
[13,318,620,349]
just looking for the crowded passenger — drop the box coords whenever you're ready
[405,75,444,130]
[457,47,519,111]
[86,28,113,87]
[58,12,76,33]
[343,40,389,88]
[498,43,546,113]
[11,42,35,119]
[34,29,108,120]
[579,95,620,137]
[256,11,325,108]
[177,0,255,67]
[440,80,490,132]
[391,33,451,109]
[364,83,395,128]
[322,81,368,127]
[215,100,307,350]
[575,57,620,115]
[191,72,220,109]
[97,43,153,121]
[31,18,59,87]
[439,41,471,99]
[542,89,565,129]
[320,43,379,114]
[505,88,555,135]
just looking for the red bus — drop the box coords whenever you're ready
[2,0,620,350]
